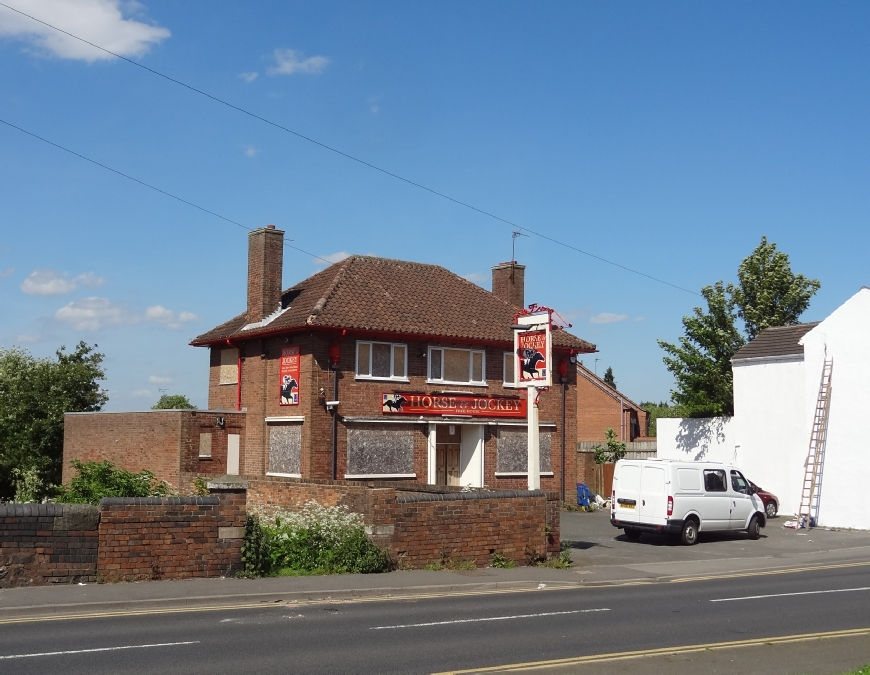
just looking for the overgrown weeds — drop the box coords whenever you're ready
[490,552,517,569]
[56,460,173,504]
[239,502,393,577]
[536,542,572,569]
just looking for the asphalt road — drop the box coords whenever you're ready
[2,564,870,674]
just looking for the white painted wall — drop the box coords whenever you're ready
[657,417,734,463]
[731,357,806,516]
[460,425,485,488]
[801,288,870,529]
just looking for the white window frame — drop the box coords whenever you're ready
[502,351,516,387]
[355,341,409,381]
[427,346,487,386]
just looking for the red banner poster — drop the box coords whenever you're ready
[279,346,300,406]
[517,329,549,385]
[382,393,526,418]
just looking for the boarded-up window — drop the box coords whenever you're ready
[199,432,213,458]
[496,427,552,473]
[219,348,239,384]
[268,424,302,476]
[346,428,414,476]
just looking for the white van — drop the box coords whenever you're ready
[610,459,766,545]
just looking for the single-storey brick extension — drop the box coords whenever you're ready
[190,225,595,499]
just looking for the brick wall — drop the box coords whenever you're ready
[63,410,245,492]
[243,476,558,568]
[96,491,245,582]
[0,503,98,588]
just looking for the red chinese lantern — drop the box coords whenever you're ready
[328,340,341,366]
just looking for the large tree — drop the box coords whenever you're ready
[0,342,107,500]
[658,239,819,418]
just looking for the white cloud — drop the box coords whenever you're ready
[15,333,39,344]
[148,375,172,383]
[239,71,258,82]
[633,316,646,322]
[316,251,351,266]
[21,269,106,295]
[463,272,487,286]
[0,0,170,62]
[54,296,135,330]
[0,267,13,277]
[268,48,329,75]
[131,389,152,398]
[244,144,259,157]
[589,312,630,325]
[368,95,381,115]
[53,297,198,330]
[145,305,199,330]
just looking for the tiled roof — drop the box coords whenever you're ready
[576,362,647,412]
[191,255,596,352]
[731,322,820,361]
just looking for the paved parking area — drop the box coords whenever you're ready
[561,508,870,573]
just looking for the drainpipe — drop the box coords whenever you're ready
[560,380,566,503]
[227,339,242,411]
[331,365,339,480]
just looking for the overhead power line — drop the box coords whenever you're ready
[0,118,335,267]
[0,1,700,297]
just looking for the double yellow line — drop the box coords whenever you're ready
[433,627,870,673]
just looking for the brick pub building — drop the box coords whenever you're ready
[183,225,595,500]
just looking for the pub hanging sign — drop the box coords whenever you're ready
[279,345,300,406]
[382,393,526,418]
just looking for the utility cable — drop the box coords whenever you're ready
[0,2,700,297]
[0,117,334,267]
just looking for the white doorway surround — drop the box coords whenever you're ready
[460,425,484,488]
[227,433,240,475]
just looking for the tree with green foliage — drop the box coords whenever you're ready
[152,394,196,410]
[593,428,626,464]
[658,238,820,417]
[56,459,173,504]
[603,367,616,389]
[638,401,688,437]
[0,342,107,501]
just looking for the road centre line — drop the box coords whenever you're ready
[431,627,870,674]
[371,608,609,630]
[711,586,870,602]
[0,641,199,660]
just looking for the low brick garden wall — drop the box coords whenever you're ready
[0,487,246,588]
[0,503,99,587]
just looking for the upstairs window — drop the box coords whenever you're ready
[503,352,515,386]
[428,347,486,385]
[356,341,407,380]
[219,347,238,385]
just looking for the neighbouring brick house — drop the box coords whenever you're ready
[64,226,596,503]
[188,226,596,500]
[575,362,649,443]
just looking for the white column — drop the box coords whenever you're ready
[527,387,540,490]
[427,423,437,485]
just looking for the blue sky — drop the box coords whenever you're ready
[1,1,867,410]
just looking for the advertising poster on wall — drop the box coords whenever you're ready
[279,345,300,406]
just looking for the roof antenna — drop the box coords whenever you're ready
[511,230,528,283]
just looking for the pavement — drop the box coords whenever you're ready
[2,509,869,621]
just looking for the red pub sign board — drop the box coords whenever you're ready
[279,346,300,406]
[382,393,526,418]
[517,329,549,385]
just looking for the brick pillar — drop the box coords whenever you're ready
[491,261,525,308]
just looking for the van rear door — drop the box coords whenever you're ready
[613,461,641,524]
[639,464,667,525]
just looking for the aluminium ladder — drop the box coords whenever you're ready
[797,357,833,528]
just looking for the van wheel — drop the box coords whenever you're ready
[748,515,762,540]
[680,519,698,546]
[624,528,642,541]
[765,502,777,518]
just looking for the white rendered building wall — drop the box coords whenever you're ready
[731,357,806,516]
[801,288,870,530]
[657,417,734,463]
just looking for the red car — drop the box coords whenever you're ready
[749,481,779,518]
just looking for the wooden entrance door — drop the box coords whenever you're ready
[435,424,461,486]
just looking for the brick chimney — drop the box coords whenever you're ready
[247,225,284,323]
[491,261,525,308]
